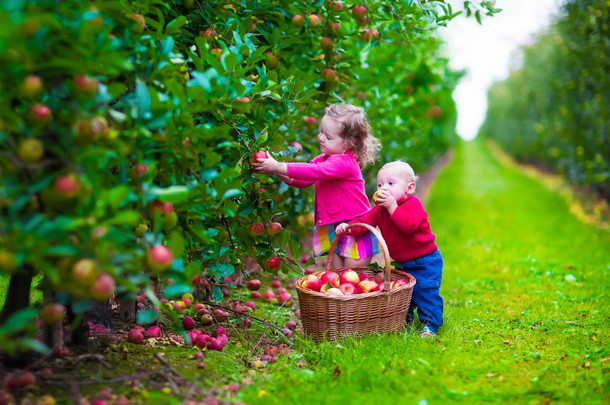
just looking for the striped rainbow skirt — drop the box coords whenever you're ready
[313,221,379,260]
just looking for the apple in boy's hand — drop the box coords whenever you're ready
[373,190,384,204]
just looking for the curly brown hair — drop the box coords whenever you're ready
[325,104,381,168]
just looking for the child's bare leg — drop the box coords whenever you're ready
[344,257,372,267]
[331,254,346,269]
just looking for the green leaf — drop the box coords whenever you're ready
[289,238,302,261]
[212,286,223,302]
[223,188,243,199]
[168,230,185,258]
[137,309,160,325]
[1,308,38,334]
[135,81,151,119]
[103,211,141,227]
[19,338,51,355]
[209,262,234,278]
[150,185,190,204]
[166,16,187,35]
[164,283,192,299]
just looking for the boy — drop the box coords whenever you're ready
[336,161,443,337]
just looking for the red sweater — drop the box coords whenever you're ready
[347,195,437,262]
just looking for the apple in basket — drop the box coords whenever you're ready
[319,271,340,288]
[356,280,379,294]
[326,287,344,295]
[358,273,372,282]
[339,283,356,295]
[302,274,323,292]
[339,269,360,286]
[391,280,409,288]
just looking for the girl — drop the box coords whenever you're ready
[252,104,381,269]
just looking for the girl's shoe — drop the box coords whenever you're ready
[420,325,436,338]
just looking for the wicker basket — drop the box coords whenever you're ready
[295,223,416,342]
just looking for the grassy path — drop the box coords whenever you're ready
[241,138,610,404]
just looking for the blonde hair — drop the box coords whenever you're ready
[380,161,419,183]
[325,104,381,168]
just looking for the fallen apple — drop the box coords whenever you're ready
[247,279,261,291]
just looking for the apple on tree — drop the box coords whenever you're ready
[246,279,261,291]
[17,138,44,164]
[266,222,283,237]
[147,245,174,274]
[252,150,267,163]
[265,256,281,270]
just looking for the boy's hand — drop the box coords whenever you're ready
[335,223,351,235]
[375,191,398,215]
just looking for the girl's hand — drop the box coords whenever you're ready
[252,153,280,174]
[335,223,351,235]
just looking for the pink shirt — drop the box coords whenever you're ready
[347,195,438,262]
[286,152,371,226]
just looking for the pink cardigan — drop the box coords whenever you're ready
[286,152,372,226]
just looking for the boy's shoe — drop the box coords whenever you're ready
[420,325,436,338]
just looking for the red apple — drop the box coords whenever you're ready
[200,314,213,325]
[252,150,267,163]
[72,259,97,285]
[356,280,379,294]
[271,280,282,288]
[302,274,323,292]
[91,273,115,300]
[326,287,343,295]
[277,291,293,305]
[40,303,64,325]
[212,308,229,322]
[146,245,173,274]
[266,222,283,237]
[320,37,334,52]
[339,283,356,295]
[127,329,144,344]
[308,14,320,27]
[19,74,43,98]
[352,6,367,19]
[339,269,360,286]
[182,316,195,330]
[28,104,52,126]
[374,272,384,284]
[328,1,343,12]
[55,174,81,199]
[146,326,162,338]
[292,14,305,28]
[73,74,99,98]
[251,291,262,300]
[391,279,409,288]
[321,69,340,88]
[246,279,261,291]
[358,273,372,282]
[131,163,149,178]
[244,301,256,310]
[266,256,281,270]
[248,223,265,237]
[263,290,276,301]
[320,271,340,288]
[304,116,317,127]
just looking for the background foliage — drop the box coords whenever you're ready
[0,0,497,354]
[480,0,609,199]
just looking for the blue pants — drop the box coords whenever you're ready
[398,250,444,332]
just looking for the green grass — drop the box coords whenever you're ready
[1,138,608,404]
[238,138,610,404]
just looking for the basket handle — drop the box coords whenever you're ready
[325,222,393,291]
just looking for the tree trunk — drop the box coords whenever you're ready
[119,295,136,323]
[0,264,34,325]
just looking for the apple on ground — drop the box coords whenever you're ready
[277,291,293,305]
[263,290,276,301]
[182,316,195,330]
[127,328,144,344]
[250,291,262,300]
[339,283,356,295]
[271,280,281,288]
[339,269,360,286]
